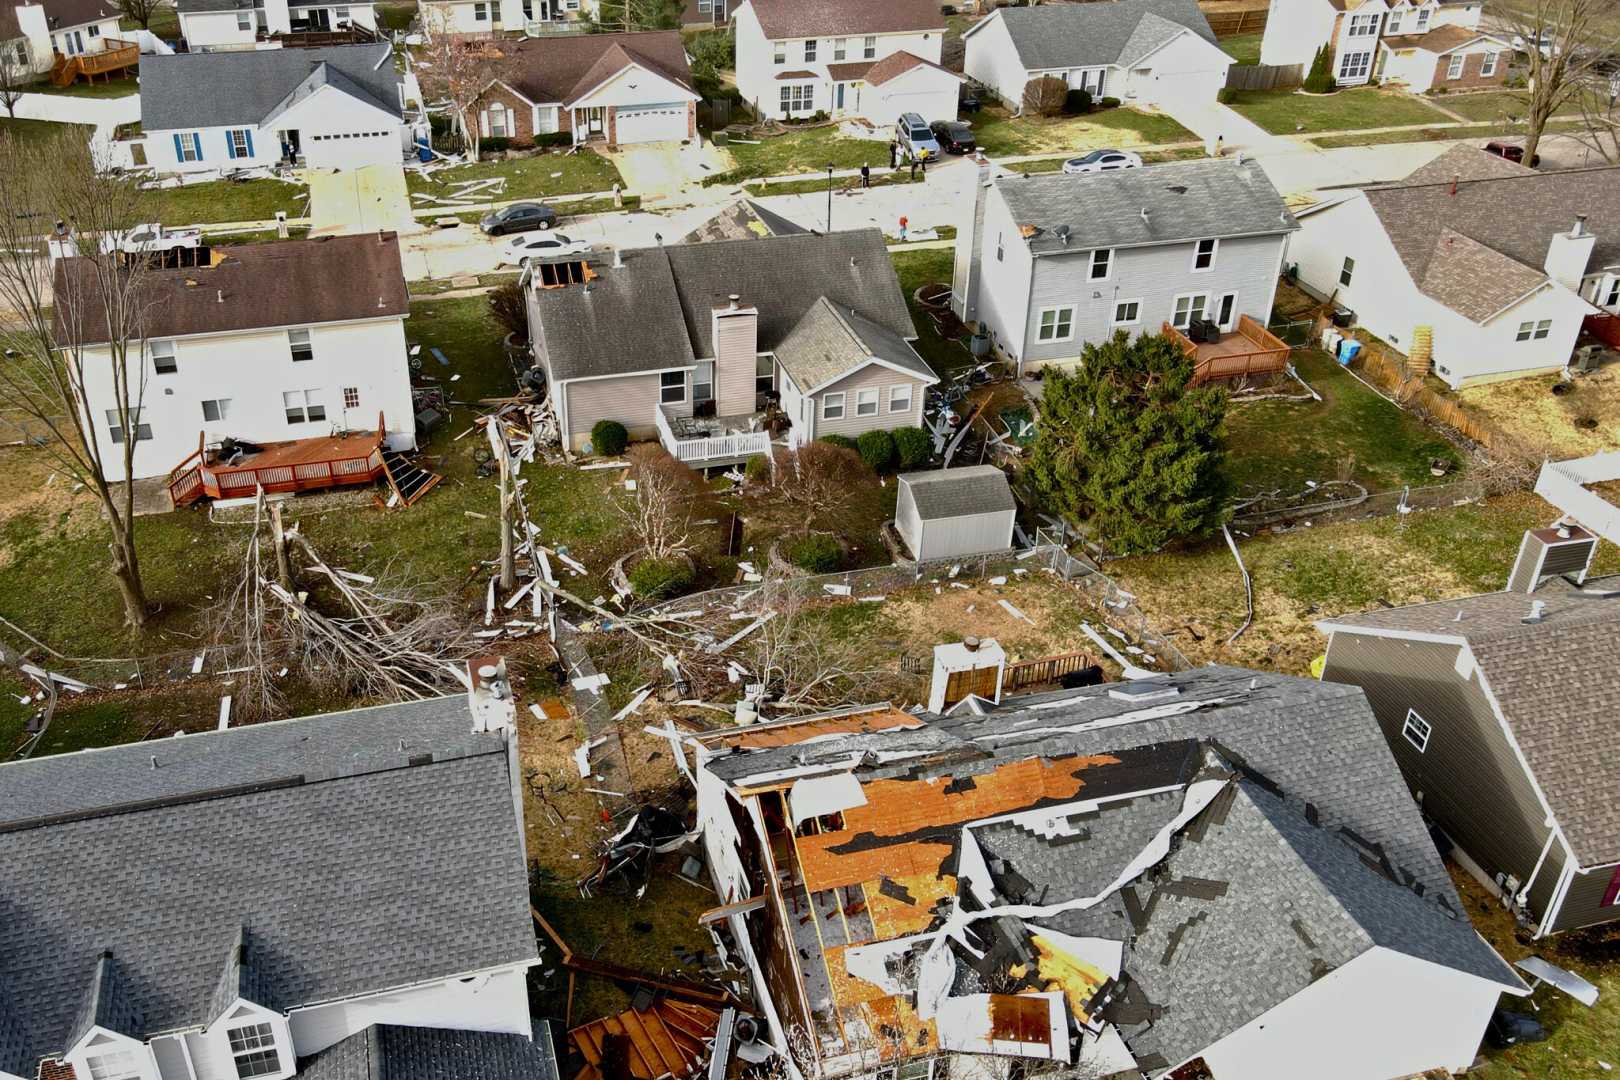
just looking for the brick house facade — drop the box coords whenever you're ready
[1427,46,1505,89]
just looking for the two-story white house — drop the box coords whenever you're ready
[0,664,561,1080]
[52,232,416,484]
[418,0,581,36]
[1259,0,1490,87]
[136,43,411,173]
[1,0,122,78]
[175,0,380,51]
[1289,146,1616,387]
[732,0,958,123]
[953,158,1297,375]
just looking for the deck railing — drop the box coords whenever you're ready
[654,404,770,465]
[50,40,138,84]
[1165,315,1291,385]
[168,442,385,506]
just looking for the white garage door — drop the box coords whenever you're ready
[614,103,687,144]
[878,88,959,124]
[1143,68,1226,109]
[303,129,399,170]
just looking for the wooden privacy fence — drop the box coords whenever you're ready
[1225,63,1304,91]
[1204,6,1267,36]
[1351,344,1503,448]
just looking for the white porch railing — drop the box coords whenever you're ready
[655,404,771,465]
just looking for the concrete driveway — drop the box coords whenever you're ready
[603,139,734,204]
[308,164,421,236]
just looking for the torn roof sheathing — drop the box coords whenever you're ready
[697,705,922,751]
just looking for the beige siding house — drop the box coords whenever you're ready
[526,229,937,463]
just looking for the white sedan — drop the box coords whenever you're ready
[499,232,591,267]
[1061,149,1143,174]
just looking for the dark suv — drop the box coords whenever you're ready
[930,120,976,155]
[480,202,559,236]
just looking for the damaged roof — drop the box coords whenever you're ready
[678,199,809,244]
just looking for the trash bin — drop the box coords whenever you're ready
[415,136,432,163]
[1337,338,1362,366]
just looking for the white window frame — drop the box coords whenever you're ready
[755,354,774,396]
[1385,7,1404,33]
[225,1022,283,1079]
[1088,247,1112,282]
[780,83,813,113]
[288,328,314,362]
[1515,319,1552,342]
[84,1050,142,1080]
[335,4,350,19]
[105,408,152,444]
[1446,53,1465,80]
[1191,237,1218,273]
[342,386,360,409]
[803,39,816,62]
[1112,298,1142,327]
[283,389,325,424]
[150,339,177,375]
[1215,291,1238,331]
[1338,49,1373,80]
[202,398,231,422]
[888,383,912,413]
[1401,708,1431,753]
[473,2,489,20]
[821,391,845,420]
[833,37,847,60]
[855,387,879,416]
[1347,12,1379,36]
[236,10,251,29]
[177,132,202,162]
[1604,276,1620,308]
[1036,305,1076,343]
[1171,293,1209,329]
[862,35,876,59]
[1480,50,1498,77]
[1414,4,1431,30]
[773,41,785,65]
[692,361,714,403]
[228,128,252,158]
[659,370,686,404]
[1339,256,1355,287]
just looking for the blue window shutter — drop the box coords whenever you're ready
[244,129,254,157]
[172,133,183,159]
[226,132,236,160]
[193,133,203,161]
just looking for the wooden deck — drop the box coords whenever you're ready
[50,40,138,85]
[1164,315,1291,385]
[168,430,386,507]
[569,999,721,1080]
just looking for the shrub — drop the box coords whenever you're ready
[1216,87,1238,105]
[481,136,512,155]
[487,283,528,343]
[818,434,858,451]
[1062,88,1092,115]
[893,426,930,469]
[1022,75,1068,118]
[784,533,842,573]
[590,419,628,456]
[1303,43,1336,94]
[856,429,896,472]
[1097,95,1121,108]
[628,556,694,599]
[687,26,735,77]
[744,453,770,483]
[533,131,572,149]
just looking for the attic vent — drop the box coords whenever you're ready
[1522,600,1547,624]
[1108,682,1180,704]
[1165,185,1188,195]
[1054,225,1071,245]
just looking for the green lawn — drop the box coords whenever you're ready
[139,177,310,226]
[28,75,140,99]
[1223,349,1463,496]
[1225,86,1453,134]
[968,104,1197,157]
[376,0,419,31]
[121,3,180,38]
[890,246,974,379]
[724,125,895,176]
[0,117,92,144]
[408,149,624,201]
[1221,32,1264,66]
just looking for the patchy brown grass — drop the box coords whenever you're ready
[1458,368,1620,460]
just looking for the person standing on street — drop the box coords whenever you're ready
[860,163,871,189]
[888,140,898,169]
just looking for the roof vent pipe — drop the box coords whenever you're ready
[1572,214,1588,237]
[1523,600,1547,624]
[216,289,224,303]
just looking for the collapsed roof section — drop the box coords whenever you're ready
[689,667,1521,1079]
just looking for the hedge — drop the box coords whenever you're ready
[785,533,842,573]
[818,434,858,451]
[857,429,896,472]
[590,419,628,456]
[893,426,930,470]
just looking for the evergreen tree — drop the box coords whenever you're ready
[1303,44,1336,94]
[1027,331,1230,554]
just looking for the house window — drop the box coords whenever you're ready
[1603,864,1620,907]
[1088,248,1112,281]
[780,84,813,113]
[1415,4,1431,30]
[342,386,360,409]
[773,42,785,65]
[1338,50,1373,80]
[202,398,231,422]
[335,5,351,19]
[237,11,251,29]
[1446,53,1465,79]
[692,361,714,403]
[84,1051,142,1080]
[804,39,816,62]
[889,383,912,413]
[474,2,489,20]
[1481,50,1499,76]
[227,1023,282,1080]
[175,132,203,162]
[1036,305,1075,342]
[1339,256,1355,287]
[855,387,879,416]
[1515,319,1552,341]
[87,24,99,36]
[1605,277,1620,308]
[659,370,686,404]
[105,408,152,444]
[1112,299,1141,326]
[755,354,774,395]
[227,128,253,159]
[1401,708,1431,753]
[486,106,510,138]
[862,35,876,59]
[833,37,847,60]
[1347,12,1379,36]
[151,339,177,374]
[1172,293,1209,328]
[283,390,325,424]
[822,392,845,419]
[1192,238,1218,272]
[1385,7,1404,33]
[288,328,314,362]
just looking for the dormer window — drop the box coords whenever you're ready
[227,1022,283,1079]
[85,1050,142,1080]
[1414,4,1431,30]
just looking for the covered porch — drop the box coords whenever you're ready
[654,403,771,468]
[1164,315,1291,385]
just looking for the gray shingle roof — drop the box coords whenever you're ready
[207,926,270,1026]
[176,0,254,11]
[1322,577,1620,866]
[774,296,936,392]
[298,1024,561,1080]
[65,954,139,1056]
[996,159,1296,256]
[139,44,401,131]
[678,199,810,245]
[1403,144,1535,186]
[974,0,1218,72]
[0,697,537,1076]
[531,230,917,384]
[898,465,1016,520]
[1363,163,1620,322]
[744,0,944,40]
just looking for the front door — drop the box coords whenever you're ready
[587,107,605,136]
[1216,292,1238,332]
[280,129,302,162]
[834,82,845,111]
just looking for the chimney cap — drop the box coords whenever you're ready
[963,635,980,652]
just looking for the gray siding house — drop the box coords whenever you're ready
[895,465,1016,561]
[1317,524,1620,936]
[526,230,937,463]
[954,158,1296,374]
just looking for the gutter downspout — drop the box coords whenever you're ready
[1535,850,1578,940]
[1515,823,1558,911]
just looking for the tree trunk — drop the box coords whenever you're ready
[109,531,149,628]
[269,502,295,592]
[498,452,516,592]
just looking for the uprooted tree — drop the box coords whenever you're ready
[1028,330,1230,554]
[1497,0,1620,164]
[417,17,510,161]
[0,129,157,629]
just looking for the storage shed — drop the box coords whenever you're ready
[895,465,1017,561]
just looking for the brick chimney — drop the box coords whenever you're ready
[711,294,759,417]
[1543,215,1596,292]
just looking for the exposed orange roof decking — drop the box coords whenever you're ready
[699,706,923,750]
[866,872,957,939]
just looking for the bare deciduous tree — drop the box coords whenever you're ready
[1494,0,1620,163]
[618,445,712,562]
[0,41,31,119]
[1022,75,1068,118]
[1573,71,1620,162]
[0,129,155,628]
[116,0,168,30]
[768,442,871,534]
[416,13,509,161]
